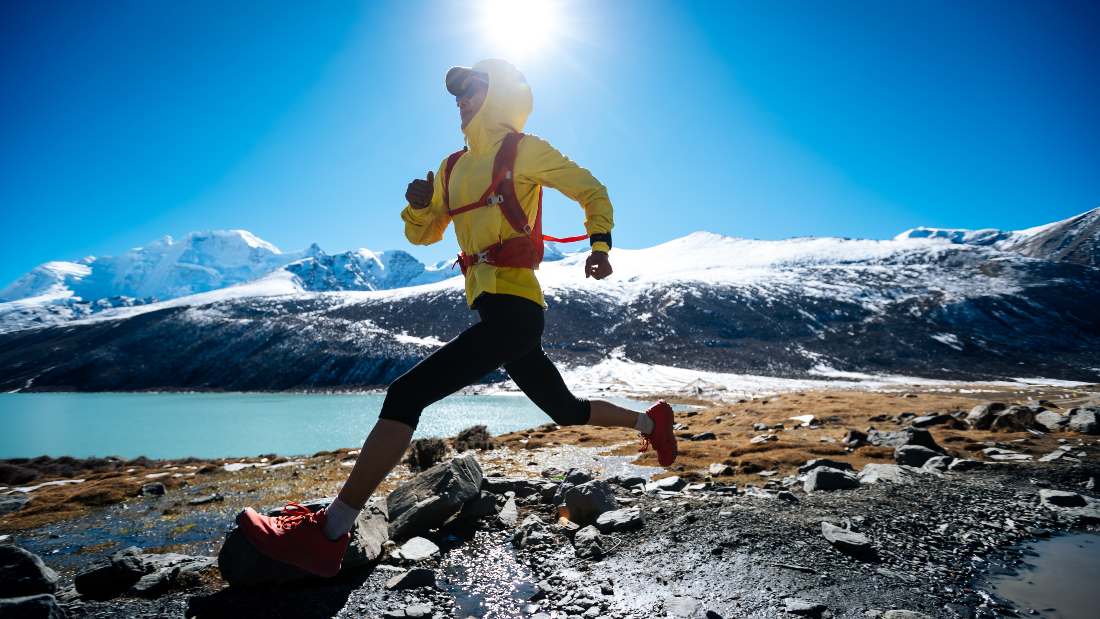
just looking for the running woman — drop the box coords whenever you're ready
[236,59,677,577]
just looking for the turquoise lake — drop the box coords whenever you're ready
[0,392,657,460]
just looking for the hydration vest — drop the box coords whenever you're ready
[443,132,588,275]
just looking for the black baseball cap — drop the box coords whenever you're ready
[446,66,488,96]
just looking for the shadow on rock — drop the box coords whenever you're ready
[185,567,374,619]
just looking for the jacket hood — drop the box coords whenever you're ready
[462,59,532,154]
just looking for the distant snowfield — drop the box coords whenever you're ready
[471,354,1093,402]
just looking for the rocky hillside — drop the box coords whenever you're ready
[1,209,1098,391]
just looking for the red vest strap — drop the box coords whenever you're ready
[441,148,466,209]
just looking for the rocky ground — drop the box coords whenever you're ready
[2,385,1099,618]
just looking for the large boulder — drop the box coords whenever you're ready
[966,402,1007,429]
[75,546,213,600]
[865,428,942,452]
[988,405,1040,432]
[387,454,483,540]
[552,469,593,505]
[1034,410,1067,432]
[0,594,67,619]
[0,545,59,598]
[561,480,618,526]
[218,499,389,587]
[894,445,940,467]
[1068,408,1099,434]
[803,467,859,492]
[798,459,854,474]
[858,464,931,485]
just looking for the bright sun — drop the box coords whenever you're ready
[478,0,560,60]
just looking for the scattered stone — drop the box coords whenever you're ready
[0,594,66,618]
[572,525,605,559]
[387,454,483,540]
[647,476,686,492]
[393,537,440,562]
[1037,489,1100,523]
[562,480,618,526]
[188,493,223,506]
[708,463,734,476]
[690,432,717,441]
[798,459,854,474]
[867,427,943,452]
[786,598,827,617]
[883,611,933,619]
[981,447,1032,462]
[789,414,816,427]
[595,507,644,533]
[842,429,868,447]
[0,545,59,598]
[1038,450,1065,462]
[821,522,875,559]
[383,603,433,618]
[921,456,953,472]
[750,434,778,445]
[803,467,859,492]
[1034,410,1067,432]
[553,468,594,504]
[497,496,518,528]
[139,482,166,497]
[384,568,436,590]
[966,402,1008,429]
[858,464,928,485]
[947,459,984,472]
[894,445,940,467]
[989,405,1040,432]
[0,492,29,514]
[910,414,953,428]
[752,423,769,431]
[75,546,213,600]
[512,514,547,549]
[777,490,799,503]
[1068,408,1099,434]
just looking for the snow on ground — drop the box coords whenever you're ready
[474,355,1094,402]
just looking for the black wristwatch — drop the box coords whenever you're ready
[589,233,612,249]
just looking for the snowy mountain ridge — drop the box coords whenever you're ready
[2,208,1098,390]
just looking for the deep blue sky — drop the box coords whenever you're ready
[2,1,1098,287]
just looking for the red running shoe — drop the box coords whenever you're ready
[638,400,677,466]
[236,502,350,578]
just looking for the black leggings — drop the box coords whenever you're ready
[378,292,591,431]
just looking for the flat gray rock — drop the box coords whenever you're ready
[894,445,940,467]
[1068,408,1099,434]
[497,496,518,528]
[798,459,854,474]
[572,525,604,559]
[883,611,934,619]
[1034,410,1067,432]
[858,464,929,485]
[821,521,875,559]
[384,568,436,590]
[595,507,644,533]
[394,537,440,562]
[786,598,827,616]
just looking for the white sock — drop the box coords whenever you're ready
[635,412,655,434]
[322,498,360,541]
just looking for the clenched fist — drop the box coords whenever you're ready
[585,251,613,280]
[406,171,434,209]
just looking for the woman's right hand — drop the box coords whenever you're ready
[406,171,434,209]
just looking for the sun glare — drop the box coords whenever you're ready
[478,0,560,60]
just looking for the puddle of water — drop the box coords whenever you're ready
[987,532,1100,618]
[436,527,538,618]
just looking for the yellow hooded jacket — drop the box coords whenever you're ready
[401,59,614,309]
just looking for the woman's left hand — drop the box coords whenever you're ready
[585,251,613,280]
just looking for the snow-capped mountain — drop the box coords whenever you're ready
[1,208,1098,392]
[896,206,1099,267]
[0,230,476,332]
